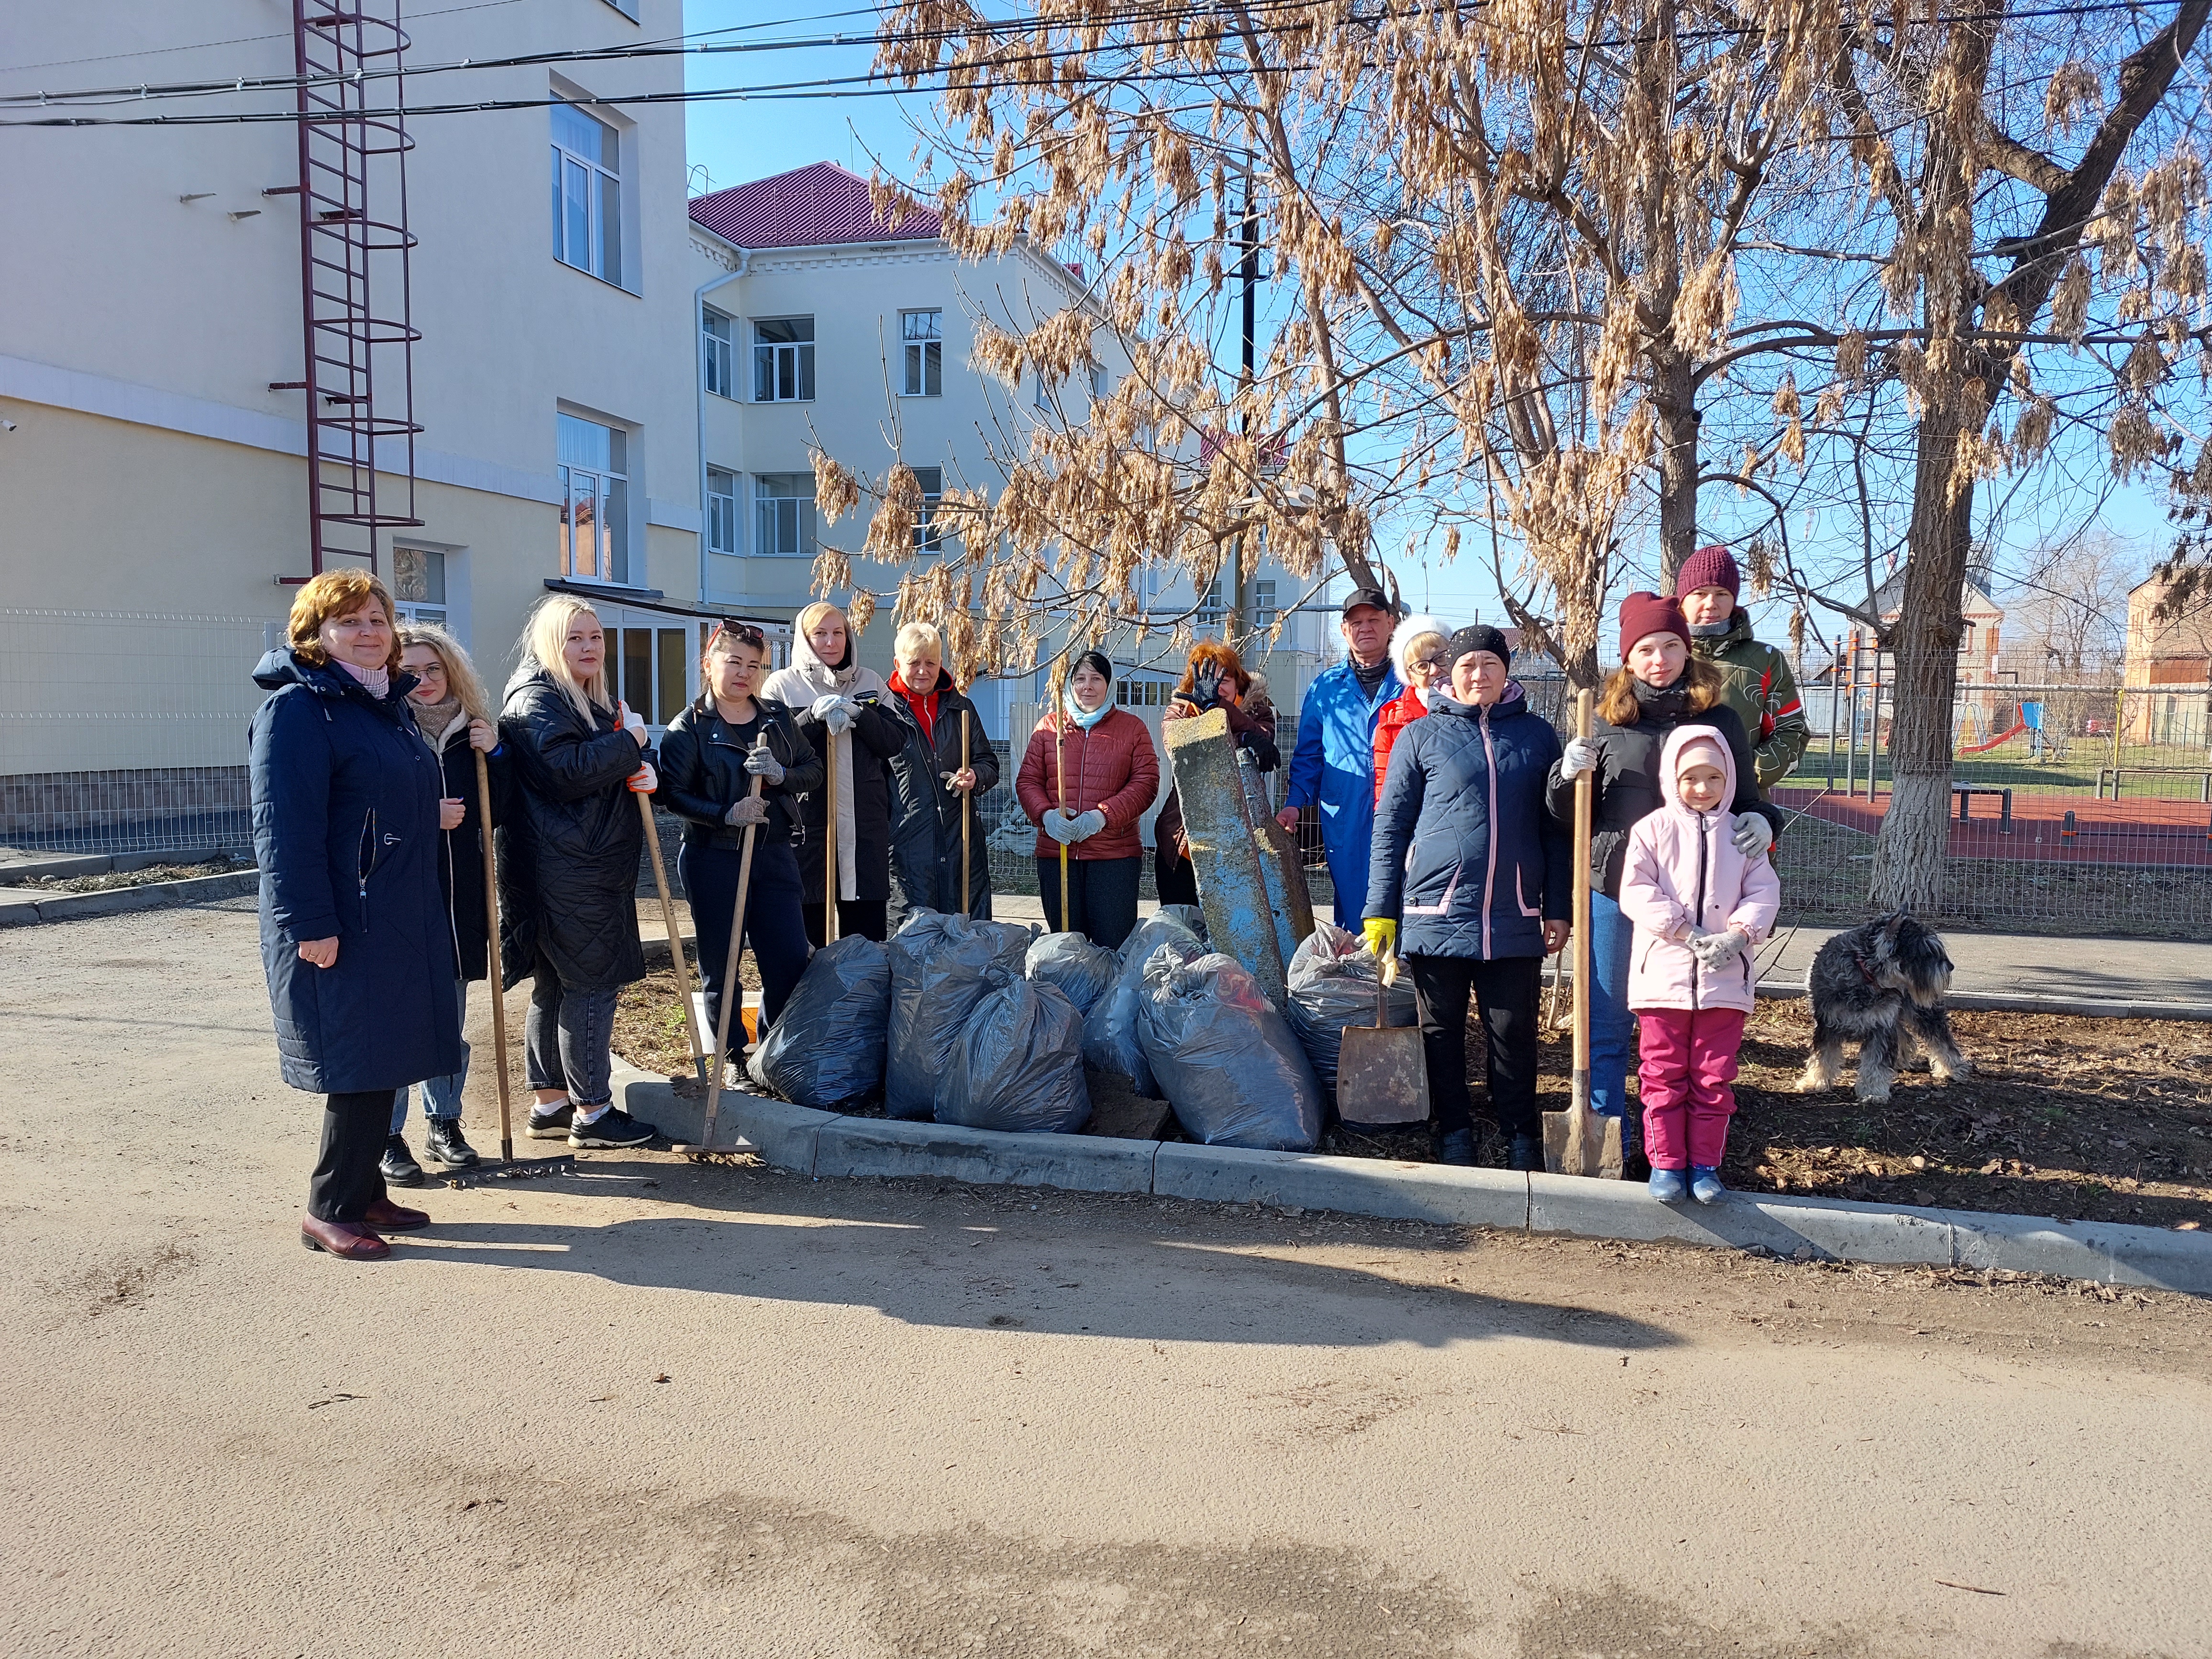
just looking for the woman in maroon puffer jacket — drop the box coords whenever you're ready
[1016,651,1161,949]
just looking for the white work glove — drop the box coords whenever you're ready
[809,694,853,735]
[1559,738,1600,779]
[724,796,768,827]
[1042,808,1078,844]
[1688,928,1748,969]
[1731,811,1775,857]
[626,762,657,794]
[743,747,785,786]
[1071,809,1106,841]
[617,700,649,746]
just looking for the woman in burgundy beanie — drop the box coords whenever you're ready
[1545,591,1780,1176]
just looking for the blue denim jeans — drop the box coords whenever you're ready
[393,980,468,1132]
[524,952,619,1109]
[1587,889,1640,1150]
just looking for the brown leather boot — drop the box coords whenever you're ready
[360,1197,430,1232]
[300,1216,390,1260]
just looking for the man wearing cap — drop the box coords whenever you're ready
[1275,588,1402,925]
[1677,544,1808,796]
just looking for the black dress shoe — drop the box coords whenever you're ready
[380,1135,425,1187]
[1435,1128,1477,1167]
[422,1118,480,1168]
[1507,1132,1542,1172]
[301,1217,390,1260]
[360,1196,430,1232]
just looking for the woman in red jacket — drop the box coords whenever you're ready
[1371,613,1449,807]
[1016,650,1161,949]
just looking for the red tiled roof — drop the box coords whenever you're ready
[689,162,941,250]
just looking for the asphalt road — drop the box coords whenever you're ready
[6,898,2211,1658]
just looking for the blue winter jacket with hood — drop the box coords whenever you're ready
[249,648,464,1095]
[1364,682,1570,960]
[1284,655,1403,918]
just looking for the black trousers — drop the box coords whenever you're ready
[1408,955,1542,1139]
[309,1089,397,1223]
[802,899,888,948]
[1038,854,1141,950]
[1153,843,1200,908]
[683,839,810,1047]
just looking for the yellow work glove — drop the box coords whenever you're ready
[1362,918,1396,959]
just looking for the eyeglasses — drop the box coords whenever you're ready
[1411,652,1453,674]
[709,620,766,651]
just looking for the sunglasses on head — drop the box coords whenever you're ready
[710,621,766,651]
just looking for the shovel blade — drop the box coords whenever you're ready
[1336,1025,1430,1128]
[1543,1073,1625,1178]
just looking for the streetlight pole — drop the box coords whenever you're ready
[1226,156,1260,642]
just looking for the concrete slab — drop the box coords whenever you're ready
[1155,1143,1531,1228]
[0,894,43,928]
[1528,1172,1956,1263]
[812,1116,1156,1194]
[0,853,112,885]
[1939,1207,2212,1294]
[24,871,261,923]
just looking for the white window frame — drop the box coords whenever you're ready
[754,318,816,403]
[551,102,622,287]
[901,310,943,397]
[912,465,944,552]
[557,412,630,584]
[1198,576,1226,628]
[706,467,738,555]
[1253,577,1278,631]
[702,310,736,399]
[752,473,815,557]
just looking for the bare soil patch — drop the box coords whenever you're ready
[11,854,247,893]
[613,960,760,1080]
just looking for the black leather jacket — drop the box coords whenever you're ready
[656,695,824,852]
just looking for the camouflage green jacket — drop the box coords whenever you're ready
[1692,610,1807,794]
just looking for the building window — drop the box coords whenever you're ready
[391,546,447,627]
[753,472,814,557]
[1035,369,1052,410]
[912,466,944,552]
[1198,576,1225,627]
[601,0,639,18]
[754,318,815,402]
[558,412,629,583]
[608,627,690,726]
[901,310,943,397]
[1253,578,1277,630]
[1090,363,1107,402]
[702,310,735,398]
[706,467,737,555]
[551,103,621,286]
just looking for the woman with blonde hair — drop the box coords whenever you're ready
[250,568,460,1260]
[498,594,657,1150]
[882,619,999,927]
[1546,592,1780,1176]
[372,623,511,1183]
[1152,640,1278,908]
[760,600,901,944]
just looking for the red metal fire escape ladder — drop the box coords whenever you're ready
[271,2,422,582]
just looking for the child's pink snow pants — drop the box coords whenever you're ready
[1636,1007,1747,1172]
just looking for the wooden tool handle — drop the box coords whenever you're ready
[1571,688,1594,1078]
[823,727,840,944]
[637,785,710,1083]
[698,735,768,1150]
[475,748,513,1162]
[959,709,973,918]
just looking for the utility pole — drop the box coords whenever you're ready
[1225,156,1259,642]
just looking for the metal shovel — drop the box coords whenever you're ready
[1336,948,1428,1128]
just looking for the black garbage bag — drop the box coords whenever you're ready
[885,909,1036,1120]
[1284,919,1420,1098]
[1080,909,1205,1096]
[1155,902,1207,942]
[938,967,1091,1133]
[1025,931,1117,1018]
[1136,943,1324,1151]
[746,934,891,1107]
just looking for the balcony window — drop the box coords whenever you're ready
[703,310,735,398]
[706,467,737,555]
[754,318,815,402]
[753,472,815,557]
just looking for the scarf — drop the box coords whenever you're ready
[1631,674,1695,723]
[412,693,464,748]
[336,658,390,700]
[1350,654,1391,699]
[1063,689,1113,730]
[763,633,886,903]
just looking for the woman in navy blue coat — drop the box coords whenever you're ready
[250,570,462,1260]
[1363,626,1570,1170]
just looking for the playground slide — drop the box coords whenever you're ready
[1958,717,2026,754]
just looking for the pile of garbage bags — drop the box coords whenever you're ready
[1283,919,1420,1098]
[885,910,1036,1120]
[1136,941,1324,1151]
[1023,930,1117,1018]
[746,933,891,1109]
[940,964,1091,1133]
[1081,907,1206,1096]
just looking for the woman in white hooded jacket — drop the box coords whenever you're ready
[761,601,903,944]
[1370,613,1450,808]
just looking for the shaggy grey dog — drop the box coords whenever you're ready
[1798,912,1972,1103]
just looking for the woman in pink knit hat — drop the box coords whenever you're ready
[1546,592,1781,1179]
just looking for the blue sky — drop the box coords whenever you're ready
[679,3,2168,659]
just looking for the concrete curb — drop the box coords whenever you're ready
[0,869,261,927]
[606,1061,2212,1295]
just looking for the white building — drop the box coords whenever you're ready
[0,0,702,848]
[684,163,1333,739]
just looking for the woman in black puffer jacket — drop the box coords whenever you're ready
[1545,593,1781,1173]
[657,620,823,1049]
[497,596,656,1151]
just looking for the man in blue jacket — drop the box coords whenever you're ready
[1274,587,1402,924]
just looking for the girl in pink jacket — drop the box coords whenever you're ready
[1618,726,1781,1204]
